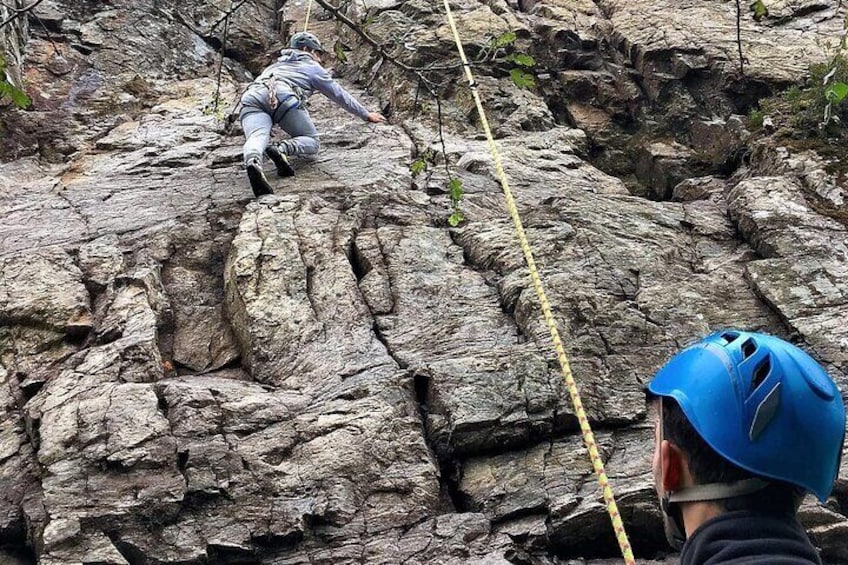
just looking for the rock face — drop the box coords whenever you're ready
[1,0,847,564]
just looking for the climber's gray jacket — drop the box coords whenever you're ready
[242,49,370,121]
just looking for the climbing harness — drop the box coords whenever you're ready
[441,2,636,563]
[258,76,301,123]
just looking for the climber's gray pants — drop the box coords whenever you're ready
[240,87,320,165]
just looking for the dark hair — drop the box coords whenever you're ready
[658,397,805,514]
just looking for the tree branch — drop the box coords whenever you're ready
[309,0,464,78]
[311,0,429,74]
[0,0,46,31]
[735,0,746,76]
[209,0,251,32]
[213,2,232,111]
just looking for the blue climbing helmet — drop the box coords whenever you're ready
[648,330,845,502]
[290,32,325,53]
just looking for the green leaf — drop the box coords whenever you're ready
[0,79,31,108]
[825,81,848,103]
[751,0,768,21]
[507,53,535,67]
[410,159,427,176]
[509,68,536,90]
[449,178,463,202]
[447,179,464,226]
[448,211,465,227]
[492,31,517,49]
[334,42,348,63]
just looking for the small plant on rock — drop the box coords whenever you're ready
[410,158,428,176]
[447,178,465,227]
[751,7,848,137]
[479,31,537,90]
[820,19,848,130]
[756,54,848,137]
[0,53,30,109]
[747,107,765,129]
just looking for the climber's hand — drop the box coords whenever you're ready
[367,112,386,123]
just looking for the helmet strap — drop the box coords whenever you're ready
[667,477,771,504]
[659,479,770,550]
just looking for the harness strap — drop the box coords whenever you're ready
[272,94,300,123]
[266,78,279,111]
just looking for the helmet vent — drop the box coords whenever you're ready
[750,356,771,394]
[741,338,757,359]
[749,382,781,440]
[721,331,740,344]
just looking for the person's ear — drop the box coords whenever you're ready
[660,440,686,492]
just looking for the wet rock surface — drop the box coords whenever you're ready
[1,0,847,563]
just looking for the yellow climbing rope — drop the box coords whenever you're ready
[303,0,314,32]
[441,2,636,563]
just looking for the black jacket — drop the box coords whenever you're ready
[681,510,822,564]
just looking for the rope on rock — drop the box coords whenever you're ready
[441,2,636,563]
[303,0,314,32]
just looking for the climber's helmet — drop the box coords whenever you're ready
[290,32,326,53]
[647,330,846,503]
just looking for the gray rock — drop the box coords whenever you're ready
[460,428,665,554]
[672,176,726,202]
[728,168,848,381]
[0,249,91,336]
[636,141,706,201]
[78,234,124,290]
[171,303,239,371]
[225,195,397,391]
[0,363,40,549]
[690,117,748,169]
[373,224,570,457]
[598,0,840,96]
[812,520,848,564]
[1,0,847,563]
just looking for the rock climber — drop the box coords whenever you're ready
[646,330,845,564]
[239,31,386,197]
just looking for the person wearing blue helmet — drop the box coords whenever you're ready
[239,31,386,197]
[646,330,845,564]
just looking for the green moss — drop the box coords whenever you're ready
[747,108,764,129]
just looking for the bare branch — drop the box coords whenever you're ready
[311,0,429,75]
[309,0,465,78]
[213,2,233,112]
[209,0,278,33]
[735,0,746,76]
[435,93,452,180]
[0,0,46,31]
[209,0,251,32]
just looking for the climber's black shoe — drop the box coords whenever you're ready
[246,159,274,197]
[265,145,296,178]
